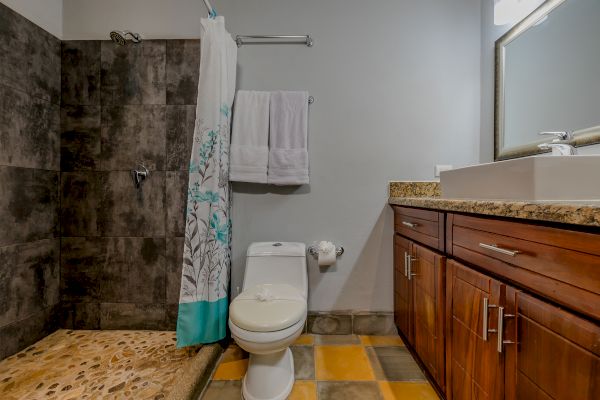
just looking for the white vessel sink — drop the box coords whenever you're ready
[440,155,600,201]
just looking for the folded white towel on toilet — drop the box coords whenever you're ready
[268,91,309,185]
[230,90,271,183]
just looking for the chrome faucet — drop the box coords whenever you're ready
[538,131,577,155]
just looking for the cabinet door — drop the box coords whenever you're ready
[447,260,504,400]
[394,234,413,344]
[504,289,600,400]
[412,242,446,389]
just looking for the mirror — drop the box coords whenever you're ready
[495,0,600,160]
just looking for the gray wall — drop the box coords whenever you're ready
[0,0,63,38]
[60,39,199,330]
[60,0,482,312]
[220,0,481,311]
[0,3,61,359]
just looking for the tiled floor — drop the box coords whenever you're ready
[202,334,440,400]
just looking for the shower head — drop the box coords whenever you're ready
[109,30,142,45]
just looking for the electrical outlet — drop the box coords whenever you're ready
[434,164,453,177]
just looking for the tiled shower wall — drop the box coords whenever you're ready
[0,4,61,359]
[59,39,198,330]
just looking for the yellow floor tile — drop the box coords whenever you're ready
[315,345,375,381]
[360,335,405,347]
[294,334,315,346]
[212,359,248,380]
[288,380,317,400]
[378,382,440,400]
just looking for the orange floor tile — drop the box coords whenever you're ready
[359,335,405,347]
[289,380,318,400]
[315,345,375,381]
[379,381,439,400]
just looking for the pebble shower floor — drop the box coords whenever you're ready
[0,330,201,399]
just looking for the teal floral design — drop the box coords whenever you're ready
[181,104,232,303]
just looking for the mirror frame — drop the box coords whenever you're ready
[494,0,600,160]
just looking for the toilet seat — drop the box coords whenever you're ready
[230,284,306,332]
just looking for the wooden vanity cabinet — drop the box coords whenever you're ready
[394,207,446,391]
[393,205,600,400]
[504,288,600,400]
[446,260,505,400]
[447,260,600,400]
[394,234,413,343]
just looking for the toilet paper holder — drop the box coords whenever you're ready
[307,243,344,258]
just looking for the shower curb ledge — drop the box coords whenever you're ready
[167,343,223,400]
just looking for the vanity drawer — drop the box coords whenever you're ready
[448,213,600,321]
[393,206,445,251]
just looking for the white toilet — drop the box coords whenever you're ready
[228,242,308,400]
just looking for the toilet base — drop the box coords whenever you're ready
[242,347,295,400]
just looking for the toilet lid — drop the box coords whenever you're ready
[230,284,306,332]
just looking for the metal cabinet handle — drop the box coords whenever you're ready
[403,251,408,277]
[402,221,419,229]
[479,243,521,257]
[497,306,516,353]
[482,297,498,341]
[407,256,417,281]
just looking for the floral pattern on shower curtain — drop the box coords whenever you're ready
[177,16,237,347]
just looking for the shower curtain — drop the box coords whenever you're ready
[177,16,237,347]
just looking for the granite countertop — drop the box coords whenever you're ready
[388,181,600,227]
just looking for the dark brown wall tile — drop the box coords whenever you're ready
[60,237,106,302]
[0,167,59,247]
[97,171,166,237]
[100,40,166,105]
[0,304,60,360]
[27,24,61,105]
[166,171,188,236]
[100,238,166,304]
[166,105,195,171]
[0,84,60,170]
[0,4,31,94]
[61,41,101,106]
[60,172,102,236]
[100,303,167,330]
[165,303,178,330]
[61,302,101,330]
[166,237,183,304]
[100,105,166,171]
[0,239,59,328]
[60,105,101,171]
[166,40,199,105]
[0,4,60,104]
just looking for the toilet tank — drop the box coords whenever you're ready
[242,242,307,297]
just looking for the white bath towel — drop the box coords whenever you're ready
[230,90,271,183]
[268,91,309,185]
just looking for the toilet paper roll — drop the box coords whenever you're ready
[317,241,336,266]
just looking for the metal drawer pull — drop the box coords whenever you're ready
[482,297,498,341]
[479,243,521,257]
[402,221,419,228]
[497,306,516,353]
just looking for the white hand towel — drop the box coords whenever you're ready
[268,91,309,185]
[230,90,271,183]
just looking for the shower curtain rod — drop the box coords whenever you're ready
[203,0,217,18]
[235,35,314,48]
